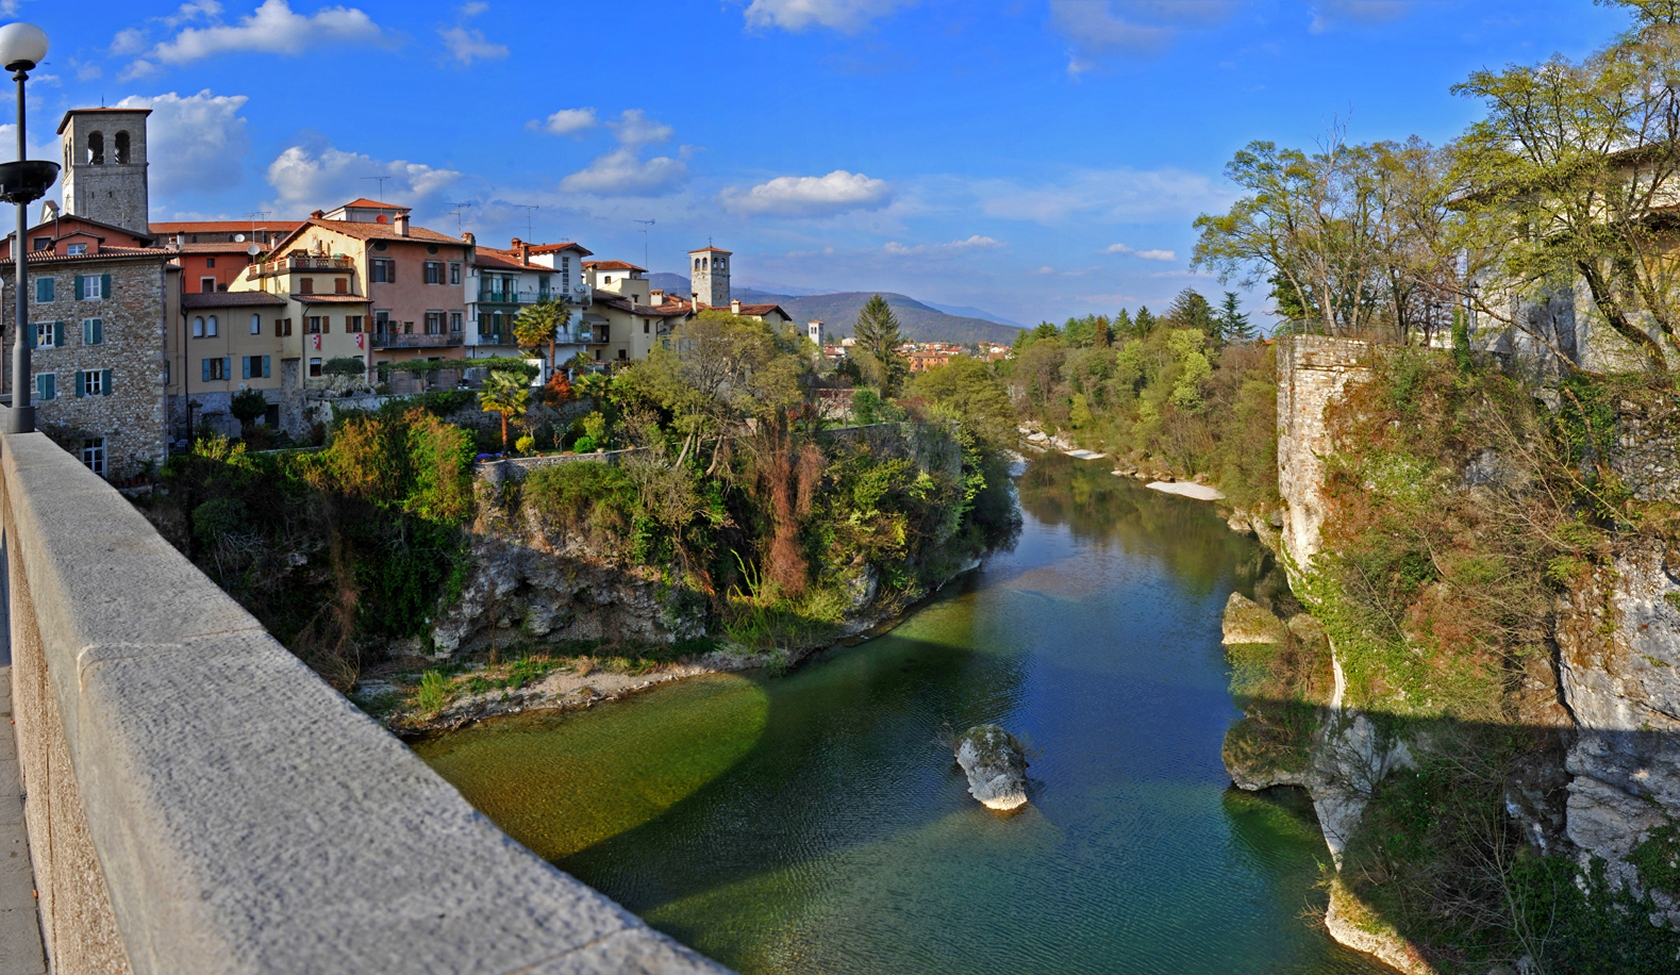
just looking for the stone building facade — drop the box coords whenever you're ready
[59,107,152,237]
[0,247,177,478]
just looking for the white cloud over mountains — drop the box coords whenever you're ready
[742,0,916,33]
[123,0,390,77]
[720,170,892,217]
[115,90,252,196]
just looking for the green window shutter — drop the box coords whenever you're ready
[73,275,83,300]
[34,374,46,401]
[101,274,112,299]
[53,322,63,348]
[262,356,271,378]
[101,369,111,396]
[202,358,210,382]
[94,319,103,344]
[34,278,49,302]
[74,371,84,398]
[241,357,251,380]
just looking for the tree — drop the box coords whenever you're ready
[907,357,1017,448]
[1218,292,1254,341]
[852,294,910,394]
[230,388,267,429]
[478,369,530,452]
[322,357,365,377]
[1132,305,1157,338]
[512,298,573,376]
[1165,288,1219,338]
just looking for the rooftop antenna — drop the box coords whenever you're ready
[510,203,539,239]
[447,201,474,234]
[361,175,391,201]
[634,218,655,269]
[243,210,272,250]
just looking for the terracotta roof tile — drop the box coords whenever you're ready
[583,260,645,271]
[338,199,410,210]
[182,292,288,308]
[528,241,593,256]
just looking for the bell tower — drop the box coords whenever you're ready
[688,245,731,309]
[58,107,152,236]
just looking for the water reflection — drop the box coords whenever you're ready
[417,455,1384,975]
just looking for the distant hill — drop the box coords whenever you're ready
[645,272,1021,345]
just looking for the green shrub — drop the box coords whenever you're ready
[416,669,454,714]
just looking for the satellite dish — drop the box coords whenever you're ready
[234,233,245,242]
[247,244,260,256]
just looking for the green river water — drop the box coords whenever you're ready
[414,454,1388,975]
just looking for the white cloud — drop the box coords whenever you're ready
[136,0,388,72]
[1048,1,1236,74]
[559,110,688,197]
[1308,1,1411,33]
[560,148,688,197]
[439,2,507,65]
[883,235,1003,255]
[967,167,1224,225]
[114,90,252,197]
[720,170,891,217]
[164,1,225,27]
[534,107,597,136]
[1104,242,1176,261]
[742,0,915,33]
[265,144,461,212]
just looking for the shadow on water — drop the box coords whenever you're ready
[417,455,1387,975]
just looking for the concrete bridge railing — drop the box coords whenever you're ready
[0,421,730,974]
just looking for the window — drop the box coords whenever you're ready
[334,277,347,294]
[34,322,61,348]
[374,310,390,333]
[617,348,627,361]
[560,256,570,292]
[242,355,271,379]
[192,316,204,338]
[81,439,104,477]
[403,321,414,335]
[425,311,442,334]
[275,318,293,337]
[205,257,216,268]
[478,312,493,338]
[449,311,462,333]
[373,240,388,251]
[598,324,609,343]
[114,131,130,165]
[489,311,501,337]
[33,278,52,302]
[75,274,111,300]
[603,275,613,285]
[202,357,229,381]
[309,358,322,377]
[538,274,550,298]
[77,369,110,397]
[371,259,395,283]
[643,319,649,334]
[307,316,322,334]
[82,319,102,346]
[347,315,364,333]
[449,263,461,285]
[35,374,54,401]
[206,315,218,337]
[66,243,87,256]
[249,314,261,335]
[299,278,314,294]
[87,132,103,165]
[425,262,442,285]
[31,237,49,251]
[200,277,216,294]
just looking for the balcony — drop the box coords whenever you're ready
[259,254,355,276]
[372,332,464,349]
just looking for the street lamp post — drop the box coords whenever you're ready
[0,22,57,435]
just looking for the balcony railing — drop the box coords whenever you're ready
[260,254,355,276]
[372,332,464,349]
[477,290,560,305]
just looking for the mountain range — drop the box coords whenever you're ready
[645,273,1022,345]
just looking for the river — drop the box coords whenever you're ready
[414,454,1387,975]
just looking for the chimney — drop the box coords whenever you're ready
[731,299,742,314]
[463,231,475,246]
[311,209,324,219]
[394,213,409,237]
[518,239,530,262]
[650,289,664,306]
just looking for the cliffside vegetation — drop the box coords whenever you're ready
[140,310,1020,699]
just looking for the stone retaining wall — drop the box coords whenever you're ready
[1275,335,1373,572]
[0,417,729,975]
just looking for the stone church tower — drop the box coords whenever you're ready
[689,245,731,308]
[58,107,152,236]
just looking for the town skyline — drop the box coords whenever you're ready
[4,0,1635,324]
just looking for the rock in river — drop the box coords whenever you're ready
[955,724,1029,812]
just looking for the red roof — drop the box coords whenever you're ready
[689,246,731,254]
[583,260,645,271]
[151,220,302,235]
[475,248,543,271]
[338,199,410,211]
[528,241,593,256]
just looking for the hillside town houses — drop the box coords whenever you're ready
[0,106,807,481]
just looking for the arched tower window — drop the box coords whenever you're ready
[702,257,709,269]
[87,132,104,165]
[693,257,701,269]
[114,132,130,164]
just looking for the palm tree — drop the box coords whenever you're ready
[478,369,530,452]
[512,298,572,378]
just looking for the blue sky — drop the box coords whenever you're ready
[2,0,1637,325]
